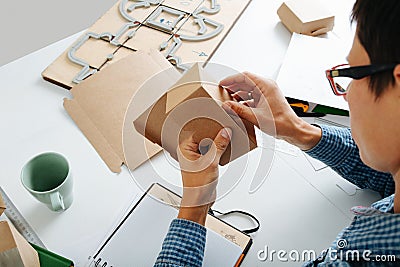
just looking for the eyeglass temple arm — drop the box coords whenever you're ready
[334,64,397,79]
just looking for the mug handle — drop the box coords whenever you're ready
[50,192,65,211]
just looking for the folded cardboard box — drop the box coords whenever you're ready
[134,63,257,165]
[0,221,40,267]
[277,0,334,36]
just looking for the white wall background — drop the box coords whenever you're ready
[0,1,116,66]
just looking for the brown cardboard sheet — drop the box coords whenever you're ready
[0,221,40,267]
[64,50,180,173]
[42,0,252,89]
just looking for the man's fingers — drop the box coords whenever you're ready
[232,91,254,101]
[222,101,259,126]
[179,128,231,171]
[242,99,255,108]
[219,73,247,86]
[212,128,232,160]
[243,72,279,95]
[222,83,255,93]
[220,72,257,93]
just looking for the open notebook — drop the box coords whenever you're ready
[86,183,252,266]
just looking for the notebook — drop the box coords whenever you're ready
[86,183,252,266]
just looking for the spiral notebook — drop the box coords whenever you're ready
[86,183,252,267]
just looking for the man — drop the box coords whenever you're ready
[154,0,400,266]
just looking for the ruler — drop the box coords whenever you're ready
[0,186,46,248]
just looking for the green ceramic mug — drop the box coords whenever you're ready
[21,152,73,212]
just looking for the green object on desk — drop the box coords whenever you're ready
[312,104,349,116]
[30,243,74,267]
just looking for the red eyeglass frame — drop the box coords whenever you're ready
[325,63,397,96]
[325,64,350,96]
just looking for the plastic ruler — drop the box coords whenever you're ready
[0,186,46,248]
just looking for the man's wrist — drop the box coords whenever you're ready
[178,205,209,225]
[286,119,322,151]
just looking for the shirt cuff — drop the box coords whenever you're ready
[305,124,355,167]
[154,218,207,267]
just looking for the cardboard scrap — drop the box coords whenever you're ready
[134,63,257,165]
[277,0,335,36]
[0,221,40,267]
[64,50,180,173]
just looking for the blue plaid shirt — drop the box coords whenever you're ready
[154,125,399,267]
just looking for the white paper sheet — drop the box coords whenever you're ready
[277,33,350,111]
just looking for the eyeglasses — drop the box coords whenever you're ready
[325,63,397,96]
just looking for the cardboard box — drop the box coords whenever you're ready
[0,221,40,267]
[134,63,257,165]
[64,50,181,173]
[277,0,334,36]
[0,193,5,216]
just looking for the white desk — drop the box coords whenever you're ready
[0,0,380,266]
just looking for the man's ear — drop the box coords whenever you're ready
[394,64,400,87]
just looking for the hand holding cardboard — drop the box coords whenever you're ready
[134,63,257,165]
[63,50,257,172]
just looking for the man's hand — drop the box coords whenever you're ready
[177,128,231,225]
[220,72,321,151]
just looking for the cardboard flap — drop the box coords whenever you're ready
[166,63,233,112]
[64,98,123,173]
[285,0,334,23]
[0,221,40,267]
[0,193,5,216]
[64,50,180,172]
[166,63,204,113]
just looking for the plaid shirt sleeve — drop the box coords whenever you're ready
[302,195,400,267]
[305,124,395,197]
[154,218,206,267]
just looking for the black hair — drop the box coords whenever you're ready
[351,0,400,98]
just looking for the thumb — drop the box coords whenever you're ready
[212,128,232,160]
[222,101,259,127]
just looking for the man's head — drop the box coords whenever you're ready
[346,0,400,174]
[351,0,400,98]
